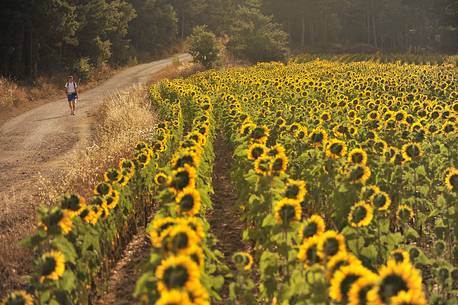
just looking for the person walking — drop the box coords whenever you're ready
[65,76,78,115]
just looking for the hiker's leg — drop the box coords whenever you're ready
[68,101,73,113]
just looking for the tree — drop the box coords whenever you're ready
[128,0,178,54]
[227,1,289,63]
[188,25,219,68]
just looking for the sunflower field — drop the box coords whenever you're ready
[2,58,458,305]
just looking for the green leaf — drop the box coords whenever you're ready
[52,236,77,264]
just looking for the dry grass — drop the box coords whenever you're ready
[37,84,157,203]
[0,78,28,108]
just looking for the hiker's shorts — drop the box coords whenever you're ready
[67,92,77,102]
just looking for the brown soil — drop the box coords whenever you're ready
[0,54,192,295]
[208,132,246,302]
[96,231,151,305]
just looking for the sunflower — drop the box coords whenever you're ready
[154,172,170,186]
[172,151,200,169]
[169,165,197,193]
[396,205,414,221]
[270,153,288,175]
[232,252,254,271]
[348,201,373,227]
[184,217,206,241]
[1,291,33,305]
[41,207,73,235]
[361,185,380,200]
[445,167,458,192]
[38,250,65,282]
[348,164,371,185]
[317,230,346,258]
[326,252,362,279]
[390,291,427,305]
[187,283,210,305]
[149,217,182,248]
[163,224,200,254]
[156,255,201,292]
[309,127,328,147]
[294,127,308,140]
[370,191,391,212]
[188,245,205,267]
[401,143,422,162]
[368,261,425,305]
[94,182,112,196]
[326,139,348,159]
[240,122,256,136]
[347,273,379,305]
[155,290,192,305]
[247,143,267,161]
[119,159,135,177]
[283,179,307,202]
[105,190,120,210]
[104,168,122,183]
[81,205,102,225]
[254,155,272,176]
[298,215,326,241]
[273,198,302,225]
[250,126,269,143]
[389,249,410,265]
[298,235,322,267]
[329,265,374,303]
[348,148,368,165]
[61,193,86,216]
[268,144,286,157]
[176,187,201,216]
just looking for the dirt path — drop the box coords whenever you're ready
[208,133,246,303]
[0,54,191,293]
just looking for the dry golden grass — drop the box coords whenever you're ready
[37,84,157,203]
[0,78,28,108]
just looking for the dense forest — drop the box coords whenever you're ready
[0,0,457,80]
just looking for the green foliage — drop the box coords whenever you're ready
[188,25,219,68]
[227,4,289,63]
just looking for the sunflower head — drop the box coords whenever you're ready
[347,164,371,185]
[284,179,307,202]
[298,236,322,267]
[172,151,200,169]
[149,217,182,247]
[1,291,33,305]
[254,155,272,176]
[317,230,346,258]
[247,143,267,161]
[94,182,112,196]
[155,290,191,305]
[270,154,288,175]
[401,143,422,162]
[347,273,379,305]
[163,224,200,254]
[326,139,348,159]
[389,249,410,265]
[445,167,458,192]
[175,187,201,216]
[348,201,373,227]
[298,215,326,241]
[309,128,328,147]
[330,265,373,303]
[156,255,200,292]
[369,261,425,305]
[232,252,254,271]
[274,198,302,225]
[326,252,362,280]
[104,168,121,183]
[348,148,368,165]
[60,193,86,216]
[169,165,196,193]
[37,250,65,283]
[370,191,391,212]
[40,207,73,235]
[396,204,414,221]
[154,172,170,186]
[250,126,269,143]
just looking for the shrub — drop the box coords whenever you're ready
[227,4,289,63]
[188,25,219,69]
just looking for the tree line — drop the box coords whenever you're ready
[1,0,456,80]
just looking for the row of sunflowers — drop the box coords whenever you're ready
[133,81,226,304]
[1,83,183,304]
[186,60,455,304]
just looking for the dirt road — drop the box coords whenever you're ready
[0,54,191,290]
